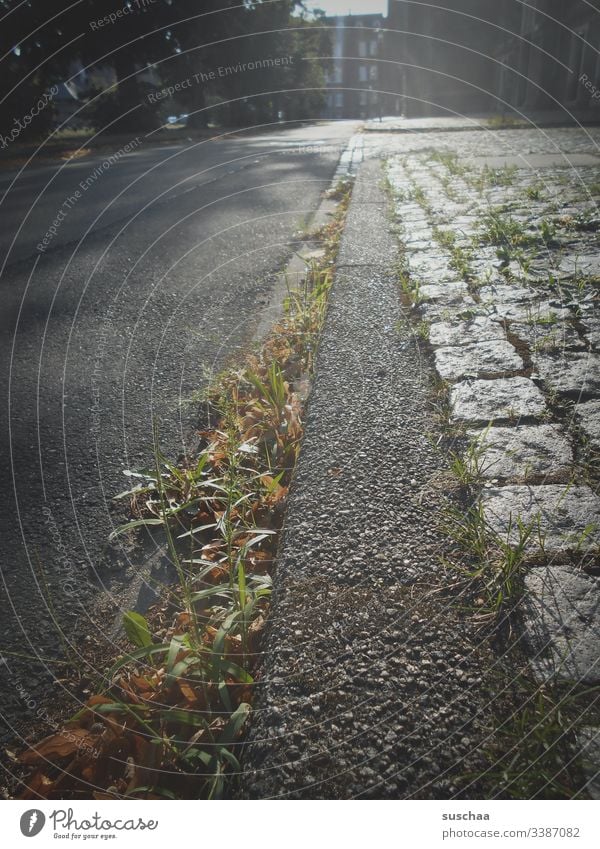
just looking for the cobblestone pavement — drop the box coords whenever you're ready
[378,126,600,784]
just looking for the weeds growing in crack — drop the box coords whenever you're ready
[473,676,600,799]
[396,259,423,307]
[433,226,474,280]
[447,426,491,488]
[472,165,518,192]
[429,149,466,179]
[480,210,532,249]
[442,500,544,625]
[14,181,353,802]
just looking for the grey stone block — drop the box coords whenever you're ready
[450,377,547,423]
[482,484,600,553]
[418,280,470,302]
[533,351,600,396]
[417,298,478,324]
[509,321,583,352]
[434,340,523,381]
[575,399,600,448]
[558,254,600,279]
[524,565,600,683]
[491,300,573,323]
[467,424,573,481]
[429,316,504,347]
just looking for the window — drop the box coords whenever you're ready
[370,40,378,56]
[359,91,368,105]
[369,65,378,81]
[358,41,367,58]
[358,65,368,82]
[335,93,344,107]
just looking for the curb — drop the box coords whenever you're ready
[237,159,493,799]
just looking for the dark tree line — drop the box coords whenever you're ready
[0,1,330,138]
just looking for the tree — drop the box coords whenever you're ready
[0,0,330,136]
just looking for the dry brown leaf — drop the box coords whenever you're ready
[20,728,93,764]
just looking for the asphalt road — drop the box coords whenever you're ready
[0,120,359,737]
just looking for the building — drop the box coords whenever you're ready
[385,0,600,120]
[493,0,600,118]
[322,14,390,120]
[386,0,500,117]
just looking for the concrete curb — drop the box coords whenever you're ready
[237,159,493,800]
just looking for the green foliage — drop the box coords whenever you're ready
[479,679,597,799]
[443,500,544,620]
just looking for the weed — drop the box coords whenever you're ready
[443,500,544,621]
[539,218,557,246]
[487,114,523,130]
[477,678,597,799]
[397,261,423,307]
[16,168,354,802]
[447,427,491,488]
[525,182,544,201]
[524,309,558,327]
[429,149,466,179]
[410,183,432,215]
[433,226,473,280]
[481,210,531,248]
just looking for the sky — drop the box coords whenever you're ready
[309,0,388,15]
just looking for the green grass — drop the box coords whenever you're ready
[476,678,598,799]
[443,499,544,622]
[16,174,355,802]
[480,210,532,247]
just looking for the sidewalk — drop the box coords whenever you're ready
[239,125,600,799]
[239,160,497,799]
[364,111,600,133]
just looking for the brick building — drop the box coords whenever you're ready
[493,0,600,117]
[322,14,389,120]
[385,0,600,119]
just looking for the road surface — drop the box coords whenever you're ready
[0,120,359,738]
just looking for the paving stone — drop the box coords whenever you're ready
[479,284,539,305]
[533,351,600,396]
[558,254,600,279]
[482,485,600,553]
[450,377,547,423]
[429,316,504,347]
[490,299,573,323]
[434,340,523,381]
[418,280,470,302]
[575,399,600,448]
[577,727,600,799]
[404,239,434,252]
[417,298,478,324]
[408,253,456,281]
[509,320,583,352]
[467,424,573,481]
[581,317,600,350]
[524,565,600,683]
